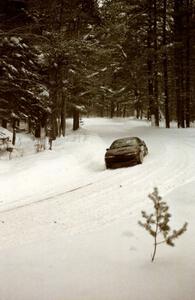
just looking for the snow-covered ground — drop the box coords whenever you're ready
[0,117,195,300]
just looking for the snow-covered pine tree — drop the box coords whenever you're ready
[26,0,101,137]
[138,187,188,262]
[0,35,50,134]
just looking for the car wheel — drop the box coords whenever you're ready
[145,148,148,156]
[137,151,144,164]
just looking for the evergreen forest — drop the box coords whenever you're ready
[1,0,195,141]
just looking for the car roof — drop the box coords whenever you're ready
[113,137,140,142]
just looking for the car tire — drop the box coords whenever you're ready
[137,151,144,164]
[145,148,148,156]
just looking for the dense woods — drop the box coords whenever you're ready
[0,0,195,140]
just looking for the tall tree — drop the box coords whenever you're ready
[162,0,170,128]
[184,0,192,127]
[174,0,185,128]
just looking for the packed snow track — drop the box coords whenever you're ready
[0,118,195,300]
[0,118,194,240]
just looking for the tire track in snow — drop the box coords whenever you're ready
[0,127,194,248]
[0,134,168,213]
[52,132,194,235]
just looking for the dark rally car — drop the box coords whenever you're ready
[105,137,148,169]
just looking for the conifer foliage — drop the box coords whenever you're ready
[139,187,188,262]
[0,35,50,127]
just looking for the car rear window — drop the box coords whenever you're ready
[110,138,138,149]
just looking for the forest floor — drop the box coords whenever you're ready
[0,117,195,300]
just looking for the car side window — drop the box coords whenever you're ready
[136,138,143,145]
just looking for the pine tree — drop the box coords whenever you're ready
[0,36,50,131]
[139,187,188,262]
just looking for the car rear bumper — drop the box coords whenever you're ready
[105,155,137,168]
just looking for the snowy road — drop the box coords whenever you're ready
[0,118,195,300]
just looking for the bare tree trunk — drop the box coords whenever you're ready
[147,0,155,123]
[12,119,16,145]
[28,118,32,133]
[180,58,185,128]
[185,0,191,127]
[174,0,185,128]
[60,97,66,136]
[123,105,126,118]
[147,0,159,126]
[73,108,80,131]
[153,0,159,126]
[163,0,170,128]
[110,100,115,118]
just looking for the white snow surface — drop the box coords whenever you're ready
[0,117,195,300]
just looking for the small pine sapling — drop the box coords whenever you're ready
[138,187,188,262]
